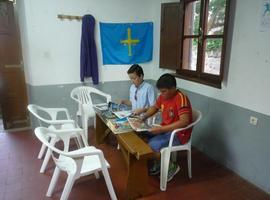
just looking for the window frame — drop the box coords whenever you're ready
[175,0,231,88]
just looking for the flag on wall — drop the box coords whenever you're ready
[100,22,153,64]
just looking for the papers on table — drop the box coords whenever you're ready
[93,103,108,111]
[113,110,133,119]
[128,117,152,132]
[107,118,133,134]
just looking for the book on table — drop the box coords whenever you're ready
[94,101,133,120]
[94,102,130,112]
[102,110,116,119]
[107,101,133,119]
[93,103,109,111]
[113,110,133,119]
[107,118,133,134]
[108,102,130,112]
[127,117,153,132]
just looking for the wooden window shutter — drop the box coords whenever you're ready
[159,2,183,70]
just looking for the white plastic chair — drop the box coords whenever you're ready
[34,127,117,200]
[70,86,111,141]
[27,104,87,173]
[160,109,202,191]
[147,111,162,126]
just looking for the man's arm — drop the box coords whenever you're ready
[120,99,132,106]
[150,113,190,134]
[132,107,147,115]
[141,105,159,121]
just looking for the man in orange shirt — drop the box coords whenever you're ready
[141,73,192,181]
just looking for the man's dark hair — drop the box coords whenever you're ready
[156,73,176,89]
[127,64,144,77]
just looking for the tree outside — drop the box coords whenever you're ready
[190,0,226,74]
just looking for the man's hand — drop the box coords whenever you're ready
[149,126,163,134]
[132,108,145,115]
[116,99,124,105]
[116,99,132,106]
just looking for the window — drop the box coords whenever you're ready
[8,0,16,4]
[160,0,231,88]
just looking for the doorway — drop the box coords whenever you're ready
[0,107,3,131]
[0,0,29,130]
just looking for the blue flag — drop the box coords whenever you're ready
[100,22,153,65]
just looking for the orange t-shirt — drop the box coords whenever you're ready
[155,90,192,144]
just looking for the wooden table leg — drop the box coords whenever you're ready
[126,156,155,199]
[95,114,110,144]
[117,144,155,200]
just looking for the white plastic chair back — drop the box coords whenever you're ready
[35,127,117,200]
[191,109,202,128]
[160,108,202,191]
[70,86,111,117]
[27,104,84,173]
[27,104,74,129]
[34,127,88,159]
[70,86,112,140]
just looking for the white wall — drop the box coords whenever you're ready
[19,0,159,86]
[18,0,270,116]
[151,0,270,116]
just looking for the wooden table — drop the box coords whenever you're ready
[95,113,155,199]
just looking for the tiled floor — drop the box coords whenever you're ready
[0,128,269,200]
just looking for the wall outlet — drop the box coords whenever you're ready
[249,116,258,126]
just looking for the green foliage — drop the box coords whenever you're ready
[206,39,222,52]
[208,0,226,33]
[209,0,226,14]
[191,39,222,52]
[191,0,225,51]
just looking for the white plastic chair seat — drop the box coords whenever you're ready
[48,123,80,138]
[81,153,110,175]
[49,123,74,130]
[56,147,110,176]
[56,155,77,174]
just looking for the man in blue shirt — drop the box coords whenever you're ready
[120,64,155,114]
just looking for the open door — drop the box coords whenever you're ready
[0,1,29,129]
